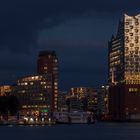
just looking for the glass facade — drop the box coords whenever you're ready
[108,13,140,85]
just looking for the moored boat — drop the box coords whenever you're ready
[53,111,95,124]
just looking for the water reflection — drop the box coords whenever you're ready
[0,123,140,140]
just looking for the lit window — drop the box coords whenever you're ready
[35,76,39,80]
[134,108,137,111]
[44,66,47,70]
[30,82,34,85]
[22,105,27,108]
[130,43,134,47]
[21,90,25,93]
[41,82,46,85]
[53,67,58,71]
[125,29,129,33]
[135,40,139,43]
[47,86,51,88]
[31,77,35,80]
[54,94,58,97]
[135,21,139,25]
[54,82,58,86]
[125,108,128,111]
[129,88,138,92]
[54,90,58,93]
[130,25,133,29]
[55,59,58,62]
[135,29,138,33]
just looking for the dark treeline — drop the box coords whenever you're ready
[0,95,20,116]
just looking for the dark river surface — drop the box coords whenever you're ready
[0,122,140,140]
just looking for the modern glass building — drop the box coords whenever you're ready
[108,13,140,84]
[108,13,140,120]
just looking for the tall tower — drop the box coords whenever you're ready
[108,13,140,120]
[37,51,58,112]
[108,14,140,84]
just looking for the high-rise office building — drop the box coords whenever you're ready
[108,13,140,120]
[15,74,53,117]
[37,51,58,111]
[14,50,59,119]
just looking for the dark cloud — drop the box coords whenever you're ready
[0,0,139,51]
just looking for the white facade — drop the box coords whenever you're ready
[124,14,140,84]
[109,13,140,84]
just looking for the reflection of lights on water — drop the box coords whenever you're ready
[30,118,34,122]
[24,117,28,121]
[49,118,51,123]
[8,125,13,127]
[42,118,44,122]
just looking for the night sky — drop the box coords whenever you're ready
[0,0,140,90]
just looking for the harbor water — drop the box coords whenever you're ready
[0,122,140,140]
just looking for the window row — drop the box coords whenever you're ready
[125,29,139,33]
[125,21,139,25]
